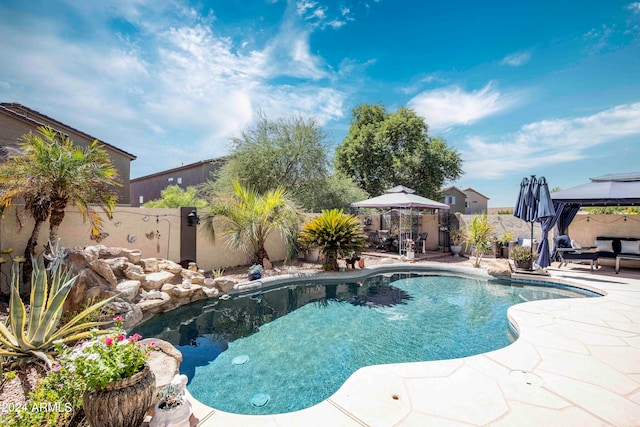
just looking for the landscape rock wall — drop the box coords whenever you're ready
[62,245,237,328]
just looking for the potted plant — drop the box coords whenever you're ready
[248,264,264,281]
[59,317,154,427]
[497,232,514,259]
[150,375,192,427]
[449,228,466,257]
[510,245,538,270]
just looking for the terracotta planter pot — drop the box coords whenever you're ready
[83,364,155,427]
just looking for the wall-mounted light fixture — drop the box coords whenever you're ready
[187,210,200,227]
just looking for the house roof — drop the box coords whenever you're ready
[442,186,466,195]
[0,102,136,160]
[130,156,230,182]
[463,187,490,200]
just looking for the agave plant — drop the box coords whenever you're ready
[0,260,114,367]
[298,209,367,271]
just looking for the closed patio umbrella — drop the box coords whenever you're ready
[532,177,556,268]
[513,175,556,270]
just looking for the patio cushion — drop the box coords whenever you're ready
[595,239,614,253]
[555,235,572,248]
[620,240,640,255]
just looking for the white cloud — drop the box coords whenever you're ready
[0,1,347,176]
[462,103,640,179]
[628,2,640,13]
[583,24,614,53]
[500,51,531,66]
[407,82,525,130]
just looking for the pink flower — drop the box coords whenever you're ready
[52,363,61,372]
[128,333,142,342]
[115,334,126,341]
[104,336,113,345]
[114,316,124,322]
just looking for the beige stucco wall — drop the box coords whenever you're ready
[0,205,292,286]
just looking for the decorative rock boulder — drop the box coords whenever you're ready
[142,271,176,291]
[89,259,119,288]
[141,258,162,273]
[213,278,235,293]
[123,263,146,281]
[117,280,141,300]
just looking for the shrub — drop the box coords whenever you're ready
[298,209,367,271]
[464,214,493,268]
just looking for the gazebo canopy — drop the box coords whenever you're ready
[551,172,640,206]
[351,186,450,210]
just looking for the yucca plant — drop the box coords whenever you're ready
[298,209,367,271]
[464,214,494,268]
[0,260,114,367]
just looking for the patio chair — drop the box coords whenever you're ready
[414,232,428,253]
[555,235,599,272]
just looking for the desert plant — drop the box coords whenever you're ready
[157,381,186,410]
[0,260,114,368]
[464,214,493,268]
[510,245,538,262]
[497,232,514,245]
[298,209,367,271]
[202,180,304,265]
[212,268,225,279]
[450,228,466,246]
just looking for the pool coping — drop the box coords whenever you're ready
[190,263,640,426]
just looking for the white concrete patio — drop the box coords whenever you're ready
[190,263,640,426]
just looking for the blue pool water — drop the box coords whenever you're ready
[134,272,595,415]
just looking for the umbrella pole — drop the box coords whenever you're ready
[530,222,534,271]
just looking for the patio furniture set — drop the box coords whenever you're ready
[555,235,640,273]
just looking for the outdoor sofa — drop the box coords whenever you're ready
[595,236,640,273]
[555,235,599,272]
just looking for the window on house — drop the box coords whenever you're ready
[445,196,456,205]
[177,177,182,184]
[168,177,174,182]
[465,201,470,208]
[139,196,144,204]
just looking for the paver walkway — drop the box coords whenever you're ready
[189,263,640,426]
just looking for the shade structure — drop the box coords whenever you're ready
[351,187,451,210]
[513,176,556,269]
[551,172,640,206]
[351,186,449,255]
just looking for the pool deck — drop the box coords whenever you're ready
[189,263,640,426]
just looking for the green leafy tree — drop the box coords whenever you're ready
[143,185,208,209]
[202,180,304,265]
[298,209,367,271]
[0,127,120,286]
[334,104,463,199]
[584,206,639,215]
[208,113,368,212]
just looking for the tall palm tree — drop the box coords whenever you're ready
[0,127,120,288]
[202,180,303,265]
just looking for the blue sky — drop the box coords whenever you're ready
[1,0,639,207]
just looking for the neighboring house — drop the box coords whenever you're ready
[0,102,136,204]
[442,186,467,214]
[443,186,490,214]
[130,157,228,207]
[463,187,489,214]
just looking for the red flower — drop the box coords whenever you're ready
[113,316,125,322]
[104,336,113,345]
[115,334,126,341]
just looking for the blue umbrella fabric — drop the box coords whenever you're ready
[513,175,556,270]
[532,177,556,268]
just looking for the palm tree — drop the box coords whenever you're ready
[202,180,303,265]
[0,127,120,288]
[298,209,367,271]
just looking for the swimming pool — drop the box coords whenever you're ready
[134,271,596,415]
